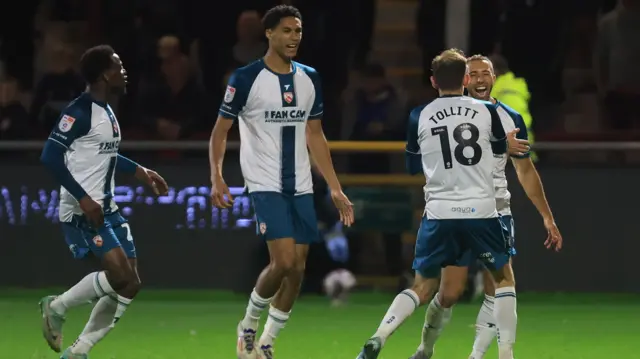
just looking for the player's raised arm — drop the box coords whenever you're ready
[509,114,562,251]
[405,105,424,175]
[210,70,248,208]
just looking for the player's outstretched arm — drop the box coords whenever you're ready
[209,116,234,208]
[116,155,169,195]
[306,120,354,226]
[512,157,562,251]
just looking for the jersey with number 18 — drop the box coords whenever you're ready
[406,95,507,220]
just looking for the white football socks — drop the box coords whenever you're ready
[50,271,114,315]
[494,287,517,359]
[70,296,118,354]
[259,306,290,347]
[470,295,497,359]
[373,289,420,345]
[418,294,452,354]
[241,288,273,331]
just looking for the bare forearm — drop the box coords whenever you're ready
[209,129,227,180]
[517,165,554,222]
[307,132,341,191]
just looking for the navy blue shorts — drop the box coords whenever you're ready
[500,215,516,256]
[251,192,319,244]
[413,217,510,278]
[61,212,136,259]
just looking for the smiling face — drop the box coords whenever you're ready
[266,16,302,60]
[467,58,495,101]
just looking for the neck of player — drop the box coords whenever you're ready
[87,85,109,104]
[438,88,464,97]
[263,50,293,74]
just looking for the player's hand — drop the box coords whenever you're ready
[211,176,234,208]
[330,189,354,227]
[79,196,104,228]
[543,218,563,252]
[506,128,530,156]
[135,167,169,195]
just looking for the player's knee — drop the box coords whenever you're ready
[106,267,140,293]
[270,254,297,277]
[438,286,464,308]
[292,260,306,278]
[491,263,515,288]
[411,277,438,305]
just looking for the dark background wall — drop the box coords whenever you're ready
[2,156,639,293]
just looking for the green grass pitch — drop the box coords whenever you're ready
[2,290,639,359]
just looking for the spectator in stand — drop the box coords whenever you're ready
[341,63,407,174]
[0,77,28,140]
[232,10,267,66]
[594,0,640,130]
[30,42,84,132]
[138,35,209,140]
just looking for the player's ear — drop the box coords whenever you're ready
[265,29,273,41]
[429,76,438,90]
[462,73,471,87]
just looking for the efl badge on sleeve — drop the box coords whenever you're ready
[259,222,267,235]
[283,92,294,104]
[224,86,236,103]
[58,115,76,132]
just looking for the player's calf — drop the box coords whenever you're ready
[414,266,466,358]
[470,268,499,359]
[489,263,517,359]
[237,238,298,358]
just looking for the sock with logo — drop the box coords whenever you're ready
[418,293,453,354]
[494,287,517,359]
[259,306,290,347]
[469,295,497,358]
[50,271,114,316]
[241,288,273,331]
[70,296,118,354]
[372,289,420,345]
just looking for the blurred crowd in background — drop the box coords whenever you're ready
[0,0,637,147]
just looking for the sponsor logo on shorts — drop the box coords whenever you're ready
[259,222,267,234]
[93,235,103,247]
[479,252,495,263]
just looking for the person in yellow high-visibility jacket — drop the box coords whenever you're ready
[489,55,536,161]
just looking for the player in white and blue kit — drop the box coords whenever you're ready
[208,6,354,359]
[357,49,530,359]
[38,45,168,359]
[460,55,563,359]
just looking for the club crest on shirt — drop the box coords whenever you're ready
[224,86,236,103]
[58,115,76,132]
[259,222,267,234]
[283,92,294,104]
[93,235,103,247]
